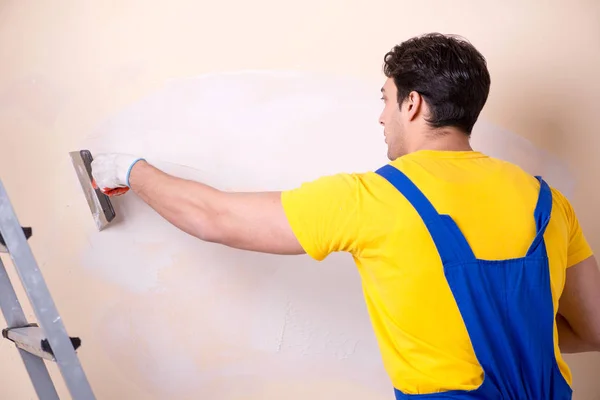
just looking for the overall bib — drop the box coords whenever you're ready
[376,165,572,400]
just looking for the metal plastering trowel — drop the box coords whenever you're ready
[69,149,116,231]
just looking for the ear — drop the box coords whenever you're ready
[405,91,423,122]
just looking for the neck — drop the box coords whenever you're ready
[412,127,473,152]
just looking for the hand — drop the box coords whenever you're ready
[90,153,145,196]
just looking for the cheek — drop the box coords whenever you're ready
[381,104,395,125]
[391,110,404,130]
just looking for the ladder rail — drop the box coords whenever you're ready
[0,256,60,400]
[0,179,95,399]
[19,350,62,400]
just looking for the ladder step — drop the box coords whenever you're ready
[2,324,81,361]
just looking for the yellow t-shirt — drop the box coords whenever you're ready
[280,149,593,394]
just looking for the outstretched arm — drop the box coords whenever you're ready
[91,154,304,255]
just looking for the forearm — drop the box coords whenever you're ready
[557,313,600,353]
[128,160,224,240]
[90,153,303,254]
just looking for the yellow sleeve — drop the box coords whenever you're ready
[553,188,594,267]
[281,172,365,261]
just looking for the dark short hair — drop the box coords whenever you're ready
[383,33,491,134]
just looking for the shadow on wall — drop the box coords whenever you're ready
[51,70,577,399]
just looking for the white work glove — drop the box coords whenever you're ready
[90,153,145,196]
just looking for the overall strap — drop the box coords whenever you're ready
[526,176,553,256]
[376,164,476,266]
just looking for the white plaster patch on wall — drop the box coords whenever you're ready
[73,69,576,396]
[77,70,386,293]
[83,69,386,186]
[246,253,383,365]
[94,284,391,399]
[79,194,176,292]
[94,295,203,397]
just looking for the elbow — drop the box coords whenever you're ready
[578,322,600,351]
[557,313,600,353]
[575,329,600,353]
[587,332,600,351]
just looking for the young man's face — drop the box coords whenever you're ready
[379,78,407,160]
[379,77,430,160]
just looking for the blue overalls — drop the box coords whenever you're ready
[376,164,573,400]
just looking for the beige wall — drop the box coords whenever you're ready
[1,1,599,399]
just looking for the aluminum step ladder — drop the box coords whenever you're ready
[0,179,95,399]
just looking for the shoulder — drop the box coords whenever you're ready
[547,184,579,226]
[282,170,380,201]
[281,170,379,220]
[545,182,593,267]
[278,170,381,259]
[550,186,573,212]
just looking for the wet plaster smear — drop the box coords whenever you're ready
[68,70,575,399]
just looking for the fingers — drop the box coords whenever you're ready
[92,178,128,196]
[102,187,130,196]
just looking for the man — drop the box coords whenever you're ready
[91,33,600,398]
